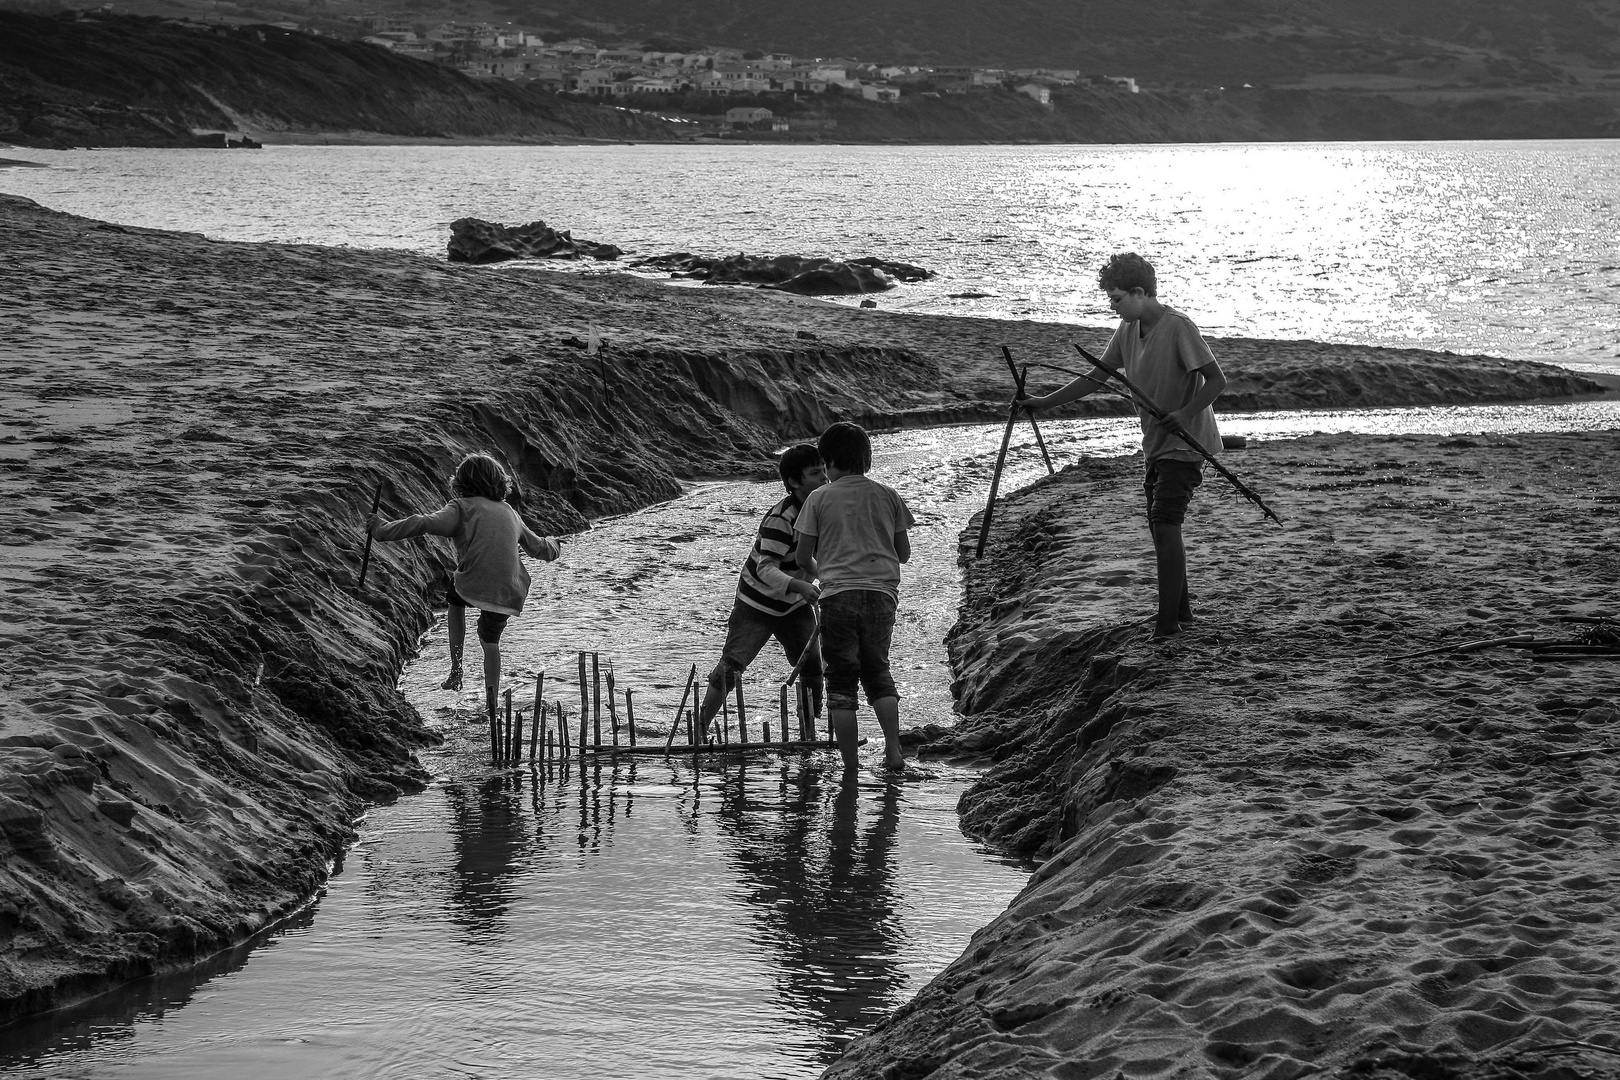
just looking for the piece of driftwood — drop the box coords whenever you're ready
[1002,347,1053,476]
[664,664,699,754]
[1546,745,1619,760]
[1387,635,1535,661]
[356,481,384,588]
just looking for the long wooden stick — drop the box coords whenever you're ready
[356,481,383,588]
[664,663,698,754]
[1073,344,1283,526]
[974,391,1023,559]
[1002,347,1053,475]
[783,605,821,686]
[529,670,544,763]
[625,689,637,747]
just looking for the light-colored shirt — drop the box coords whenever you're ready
[373,496,559,616]
[1100,305,1221,464]
[736,494,811,616]
[794,474,915,600]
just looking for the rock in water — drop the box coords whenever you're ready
[447,218,623,264]
[626,252,924,295]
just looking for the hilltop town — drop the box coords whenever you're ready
[345,14,1138,132]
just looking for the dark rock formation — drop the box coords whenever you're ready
[447,217,623,264]
[626,252,933,295]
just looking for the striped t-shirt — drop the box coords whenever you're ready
[736,494,809,616]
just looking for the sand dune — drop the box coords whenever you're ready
[833,433,1620,1078]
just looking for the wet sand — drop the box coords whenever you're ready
[0,189,1615,1047]
[832,433,1620,1077]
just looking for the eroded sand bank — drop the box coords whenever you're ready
[0,191,1612,1030]
[832,433,1620,1078]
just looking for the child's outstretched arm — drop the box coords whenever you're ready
[367,503,460,542]
[520,528,561,562]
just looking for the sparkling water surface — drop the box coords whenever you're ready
[4,141,1618,369]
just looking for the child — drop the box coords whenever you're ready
[1018,252,1227,640]
[793,422,916,771]
[367,453,560,727]
[697,443,827,738]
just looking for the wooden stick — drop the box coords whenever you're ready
[625,689,637,747]
[779,684,789,744]
[607,660,619,747]
[501,689,513,767]
[578,651,588,734]
[558,700,569,758]
[1073,343,1283,526]
[356,481,384,588]
[735,677,748,744]
[1387,634,1535,661]
[1546,744,1619,759]
[512,706,524,768]
[1002,347,1053,475]
[720,681,731,745]
[582,738,855,757]
[974,388,1023,559]
[592,653,602,748]
[665,663,698,754]
[529,671,544,764]
[783,605,821,687]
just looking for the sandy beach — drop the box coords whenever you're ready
[2,188,1617,1071]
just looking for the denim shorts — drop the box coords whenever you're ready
[818,589,899,711]
[1143,458,1204,526]
[445,583,510,643]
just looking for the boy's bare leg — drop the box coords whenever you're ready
[873,696,904,771]
[831,708,861,770]
[1150,522,1188,639]
[442,603,466,689]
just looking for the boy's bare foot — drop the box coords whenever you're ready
[884,755,906,772]
[440,666,463,691]
[1151,625,1182,642]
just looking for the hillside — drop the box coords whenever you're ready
[0,11,678,147]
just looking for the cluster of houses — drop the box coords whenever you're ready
[353,15,1140,111]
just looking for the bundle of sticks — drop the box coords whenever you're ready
[1388,617,1620,661]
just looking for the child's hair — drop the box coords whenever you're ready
[1098,252,1157,297]
[450,453,512,502]
[778,443,821,490]
[818,422,871,475]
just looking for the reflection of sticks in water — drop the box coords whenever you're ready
[625,688,637,747]
[664,664,698,755]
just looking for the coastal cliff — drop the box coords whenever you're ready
[828,437,1620,1077]
[0,191,1612,1026]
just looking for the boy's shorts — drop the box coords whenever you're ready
[818,589,899,711]
[1144,459,1204,527]
[446,583,510,644]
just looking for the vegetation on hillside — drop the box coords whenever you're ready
[0,11,678,146]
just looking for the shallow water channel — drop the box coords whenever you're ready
[6,400,1619,1078]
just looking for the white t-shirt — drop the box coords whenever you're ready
[794,475,916,600]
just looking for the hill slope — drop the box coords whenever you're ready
[0,11,677,147]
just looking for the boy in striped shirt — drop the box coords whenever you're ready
[697,444,827,737]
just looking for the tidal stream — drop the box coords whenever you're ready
[5,400,1618,1078]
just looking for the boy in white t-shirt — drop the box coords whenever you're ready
[793,422,916,771]
[1019,252,1227,640]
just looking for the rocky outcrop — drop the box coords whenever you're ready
[447,217,623,264]
[627,252,933,294]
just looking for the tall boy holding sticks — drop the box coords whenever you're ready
[696,443,827,738]
[794,422,916,771]
[1018,252,1227,640]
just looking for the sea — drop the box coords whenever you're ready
[3,140,1619,371]
[2,140,1619,1079]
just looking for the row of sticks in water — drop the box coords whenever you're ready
[486,651,831,768]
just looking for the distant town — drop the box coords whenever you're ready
[339,14,1140,131]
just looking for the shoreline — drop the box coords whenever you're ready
[0,191,1614,1030]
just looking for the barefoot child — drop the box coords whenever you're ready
[367,453,560,727]
[1019,252,1226,640]
[793,422,916,771]
[697,443,827,739]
